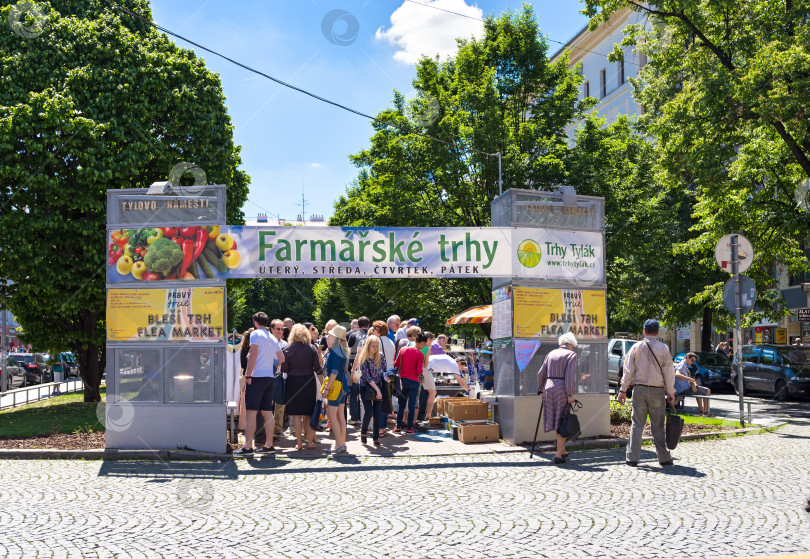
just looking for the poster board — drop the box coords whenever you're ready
[513,287,607,339]
[107,287,225,342]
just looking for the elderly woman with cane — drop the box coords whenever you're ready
[537,332,578,464]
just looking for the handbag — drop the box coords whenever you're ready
[310,399,323,428]
[557,400,582,440]
[321,377,342,401]
[363,383,379,401]
[273,374,286,405]
[665,401,685,449]
[391,373,407,400]
[314,373,323,402]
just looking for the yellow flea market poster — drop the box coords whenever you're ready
[107,287,225,342]
[513,287,607,339]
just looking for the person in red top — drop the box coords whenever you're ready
[393,331,427,433]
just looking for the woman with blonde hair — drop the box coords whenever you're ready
[322,325,350,453]
[281,324,322,450]
[355,335,387,446]
[537,332,578,464]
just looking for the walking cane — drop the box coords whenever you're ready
[529,396,544,458]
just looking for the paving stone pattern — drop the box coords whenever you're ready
[1,420,809,558]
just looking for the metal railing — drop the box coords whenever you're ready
[0,378,86,410]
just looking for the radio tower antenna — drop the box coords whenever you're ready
[298,179,310,223]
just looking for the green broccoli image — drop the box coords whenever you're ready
[143,238,184,276]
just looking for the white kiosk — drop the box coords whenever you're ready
[489,188,610,444]
[105,186,228,453]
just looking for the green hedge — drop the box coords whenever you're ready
[609,399,633,423]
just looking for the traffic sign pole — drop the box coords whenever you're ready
[732,235,745,427]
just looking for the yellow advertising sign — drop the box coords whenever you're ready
[775,328,787,345]
[107,287,225,342]
[513,287,607,339]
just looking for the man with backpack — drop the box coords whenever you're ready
[347,316,370,424]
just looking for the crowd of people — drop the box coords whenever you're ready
[234,313,487,455]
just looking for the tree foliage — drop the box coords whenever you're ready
[0,0,249,400]
[582,0,810,329]
[328,6,687,335]
[326,6,594,332]
[230,279,317,334]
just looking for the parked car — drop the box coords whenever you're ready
[8,353,52,385]
[731,344,810,400]
[1,355,28,391]
[607,336,640,388]
[673,351,733,390]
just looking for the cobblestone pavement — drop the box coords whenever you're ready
[1,419,809,558]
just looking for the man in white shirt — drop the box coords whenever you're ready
[235,312,285,456]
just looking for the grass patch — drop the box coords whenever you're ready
[680,413,747,429]
[0,388,106,437]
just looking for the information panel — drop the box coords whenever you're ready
[512,287,607,339]
[107,287,225,342]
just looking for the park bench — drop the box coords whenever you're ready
[674,393,758,424]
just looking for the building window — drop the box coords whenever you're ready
[638,52,647,67]
[584,81,590,98]
[600,69,606,98]
[619,60,625,85]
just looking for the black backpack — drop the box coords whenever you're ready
[349,329,368,362]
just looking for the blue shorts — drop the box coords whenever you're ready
[328,389,347,407]
[245,377,275,411]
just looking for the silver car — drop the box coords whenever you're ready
[2,355,27,391]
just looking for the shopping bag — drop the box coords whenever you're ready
[273,374,286,405]
[557,400,582,440]
[665,402,685,450]
[310,400,323,429]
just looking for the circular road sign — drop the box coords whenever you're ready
[723,275,756,314]
[715,234,754,274]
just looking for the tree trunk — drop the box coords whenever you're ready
[701,306,713,352]
[77,342,103,402]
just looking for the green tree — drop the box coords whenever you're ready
[327,6,594,330]
[582,0,810,335]
[330,5,694,336]
[0,0,249,401]
[231,279,318,334]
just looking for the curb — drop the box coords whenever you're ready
[0,423,786,461]
[525,423,787,454]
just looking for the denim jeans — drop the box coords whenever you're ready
[396,377,420,430]
[416,384,428,421]
[361,396,383,440]
[349,382,361,421]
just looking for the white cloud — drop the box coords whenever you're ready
[376,0,484,64]
[310,163,322,168]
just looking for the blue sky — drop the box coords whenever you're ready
[148,1,590,222]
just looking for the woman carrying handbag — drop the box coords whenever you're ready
[536,333,579,464]
[355,335,387,446]
[322,325,350,454]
